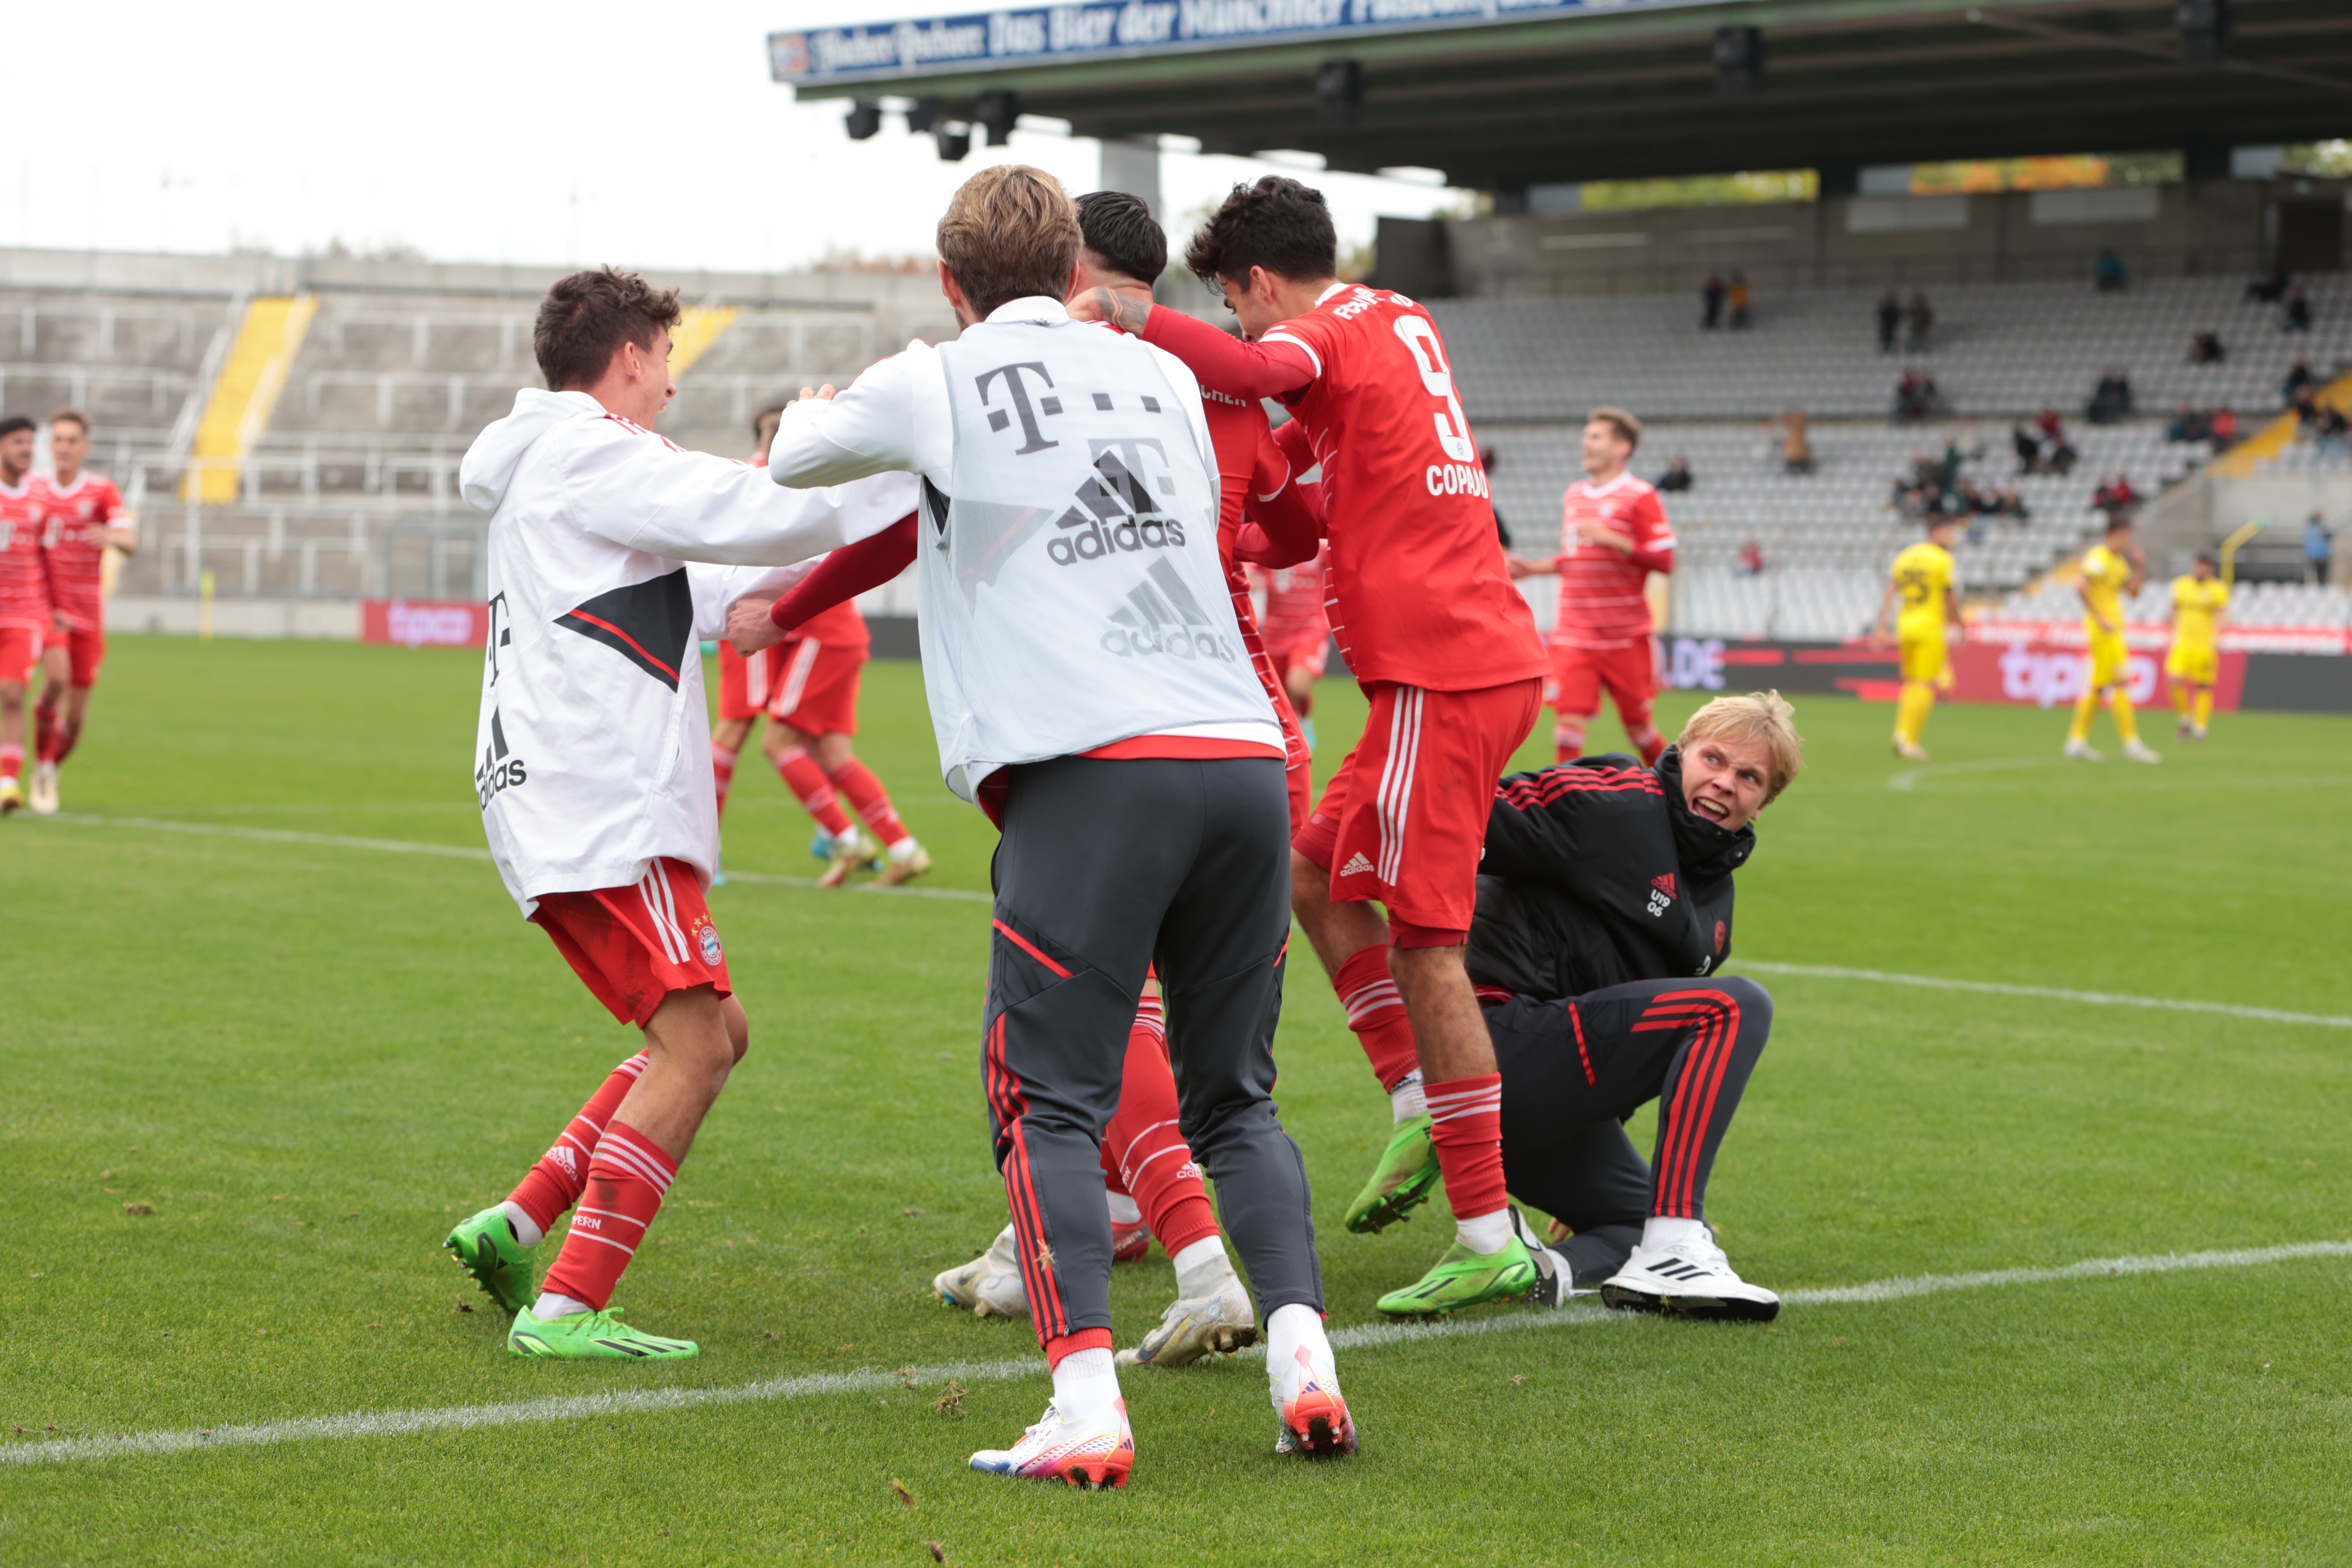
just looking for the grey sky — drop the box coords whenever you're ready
[7,0,1461,276]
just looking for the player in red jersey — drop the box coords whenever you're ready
[1074,176,1553,1317]
[1253,541,1329,753]
[25,409,138,815]
[1507,407,1675,766]
[0,416,49,813]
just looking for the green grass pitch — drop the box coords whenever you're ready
[3,634,2349,1564]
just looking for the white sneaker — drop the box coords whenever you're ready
[2062,737,2104,762]
[1115,1285,1256,1368]
[2121,739,2162,764]
[28,761,59,816]
[933,1224,1028,1318]
[969,1397,1133,1488]
[1600,1234,1780,1322]
[1891,737,1931,762]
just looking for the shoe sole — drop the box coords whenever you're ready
[1600,1282,1780,1322]
[1119,1320,1257,1369]
[1344,1158,1442,1235]
[1280,1394,1357,1458]
[445,1231,531,1314]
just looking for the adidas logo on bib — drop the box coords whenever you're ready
[1340,852,1375,877]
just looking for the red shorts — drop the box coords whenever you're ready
[54,625,104,686]
[1266,634,1328,682]
[715,642,783,722]
[0,625,41,684]
[1550,639,1658,726]
[531,857,733,1027]
[766,637,866,736]
[1293,677,1542,943]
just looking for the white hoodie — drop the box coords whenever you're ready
[461,388,915,913]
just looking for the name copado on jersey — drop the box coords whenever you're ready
[919,318,1276,797]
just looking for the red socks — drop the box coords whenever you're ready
[710,742,739,819]
[828,759,910,847]
[1101,995,1220,1258]
[1335,945,1420,1091]
[1629,723,1665,766]
[506,1052,649,1235]
[774,746,854,836]
[33,702,61,765]
[537,1118,676,1312]
[1425,1072,1508,1223]
[1552,717,1587,764]
[0,743,20,781]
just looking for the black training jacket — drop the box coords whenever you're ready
[1465,747,1755,1003]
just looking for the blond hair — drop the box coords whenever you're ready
[1678,690,1804,804]
[1589,405,1642,451]
[50,406,90,435]
[936,165,1082,320]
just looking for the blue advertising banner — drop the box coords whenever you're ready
[770,0,1700,85]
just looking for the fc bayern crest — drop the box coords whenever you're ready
[697,920,725,967]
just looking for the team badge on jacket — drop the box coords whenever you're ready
[695,918,725,967]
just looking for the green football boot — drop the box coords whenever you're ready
[1375,1234,1540,1318]
[1343,1114,1441,1234]
[444,1205,536,1314]
[507,1305,699,1360]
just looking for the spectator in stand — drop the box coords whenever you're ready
[2318,404,2352,456]
[1877,291,1901,352]
[1727,272,1752,329]
[2167,402,2207,443]
[1701,274,1725,330]
[2093,247,2127,292]
[1903,290,1934,353]
[2188,331,2225,364]
[1997,486,2030,521]
[1738,538,1766,576]
[2209,408,2239,450]
[2291,384,2321,428]
[2282,358,2313,399]
[2282,285,2312,333]
[1893,371,1942,424]
[2088,367,2134,426]
[2247,263,2286,303]
[1778,410,1814,475]
[2305,512,2334,586]
[2092,475,2138,519]
[1656,454,1693,492]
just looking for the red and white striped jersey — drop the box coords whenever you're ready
[1552,475,1675,648]
[0,476,52,631]
[1254,544,1329,650]
[33,472,127,631]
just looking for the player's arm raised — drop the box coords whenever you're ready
[560,428,916,569]
[1073,291,1320,402]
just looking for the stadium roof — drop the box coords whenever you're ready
[770,0,2352,191]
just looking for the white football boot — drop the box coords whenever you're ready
[2121,738,2162,764]
[2062,737,2104,762]
[933,1223,1029,1318]
[28,761,60,816]
[1601,1229,1780,1322]
[969,1397,1134,1488]
[1269,1343,1357,1458]
[1116,1284,1256,1369]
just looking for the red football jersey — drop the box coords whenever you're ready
[1201,387,1311,786]
[1249,287,1545,690]
[1254,544,1329,649]
[1552,475,1675,648]
[0,477,51,631]
[33,472,127,631]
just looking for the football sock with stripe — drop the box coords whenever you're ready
[1425,1072,1509,1252]
[1552,718,1587,765]
[1102,995,1221,1256]
[827,759,911,848]
[710,742,740,819]
[1628,722,1665,766]
[774,746,854,836]
[536,1118,676,1313]
[506,1051,650,1237]
[1334,944,1421,1093]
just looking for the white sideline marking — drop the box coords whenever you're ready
[7,1240,2347,1469]
[1736,959,2352,1030]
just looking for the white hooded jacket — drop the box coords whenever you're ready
[461,388,915,913]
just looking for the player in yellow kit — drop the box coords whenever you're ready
[1873,514,1962,760]
[2064,515,2160,764]
[2167,551,2229,741]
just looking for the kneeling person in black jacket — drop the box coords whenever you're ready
[1481,693,1800,1321]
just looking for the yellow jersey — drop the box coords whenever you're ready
[2079,545,2132,634]
[1891,542,1955,640]
[2171,576,2228,649]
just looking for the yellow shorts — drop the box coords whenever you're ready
[2086,631,2130,689]
[2166,643,2217,686]
[1899,634,1948,685]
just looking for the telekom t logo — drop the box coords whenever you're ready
[975,362,1062,454]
